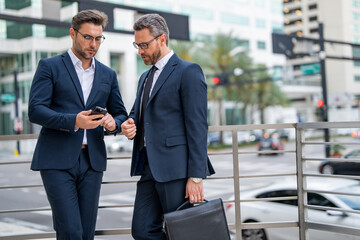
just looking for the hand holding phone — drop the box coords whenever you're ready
[90,106,107,121]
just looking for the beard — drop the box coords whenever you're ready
[74,39,98,60]
[142,47,162,65]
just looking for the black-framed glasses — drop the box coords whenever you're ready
[73,28,105,44]
[133,34,163,50]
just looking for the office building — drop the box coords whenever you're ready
[283,0,360,122]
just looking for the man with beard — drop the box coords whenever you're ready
[121,14,215,240]
[28,9,128,239]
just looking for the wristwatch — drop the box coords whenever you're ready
[190,177,203,183]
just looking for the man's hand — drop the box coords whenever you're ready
[185,178,204,203]
[121,118,136,139]
[75,110,104,129]
[101,113,117,132]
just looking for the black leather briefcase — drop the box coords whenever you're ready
[163,198,231,240]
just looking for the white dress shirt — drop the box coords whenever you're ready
[68,48,95,145]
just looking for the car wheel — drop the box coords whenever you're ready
[242,228,267,240]
[322,164,335,174]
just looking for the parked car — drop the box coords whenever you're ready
[225,177,360,240]
[107,137,133,152]
[257,132,284,155]
[319,149,360,175]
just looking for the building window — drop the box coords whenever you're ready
[310,28,319,33]
[309,16,318,22]
[256,18,266,28]
[235,38,250,50]
[133,0,172,12]
[355,75,360,82]
[220,13,249,26]
[309,4,317,10]
[181,6,214,20]
[353,12,360,20]
[353,0,360,8]
[353,24,360,32]
[272,21,283,33]
[6,21,32,39]
[271,0,282,14]
[354,61,360,67]
[110,53,123,76]
[353,47,360,58]
[257,41,266,50]
[190,33,212,41]
[4,0,31,10]
[353,36,360,44]
[46,26,68,38]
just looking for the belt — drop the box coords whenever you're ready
[81,145,88,150]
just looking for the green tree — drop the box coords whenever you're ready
[169,40,194,62]
[170,33,289,142]
[235,64,289,125]
[194,32,253,144]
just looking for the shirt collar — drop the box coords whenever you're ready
[154,50,174,71]
[67,48,95,70]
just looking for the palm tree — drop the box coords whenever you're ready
[194,32,253,144]
[169,40,194,62]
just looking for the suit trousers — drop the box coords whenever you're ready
[40,149,103,240]
[131,149,187,240]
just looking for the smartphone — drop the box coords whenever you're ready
[90,106,107,120]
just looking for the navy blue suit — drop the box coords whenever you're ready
[129,53,215,239]
[28,52,128,239]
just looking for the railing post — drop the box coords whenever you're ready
[296,125,307,240]
[232,130,242,240]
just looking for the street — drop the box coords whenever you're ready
[0,137,357,239]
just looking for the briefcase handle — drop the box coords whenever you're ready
[176,199,208,211]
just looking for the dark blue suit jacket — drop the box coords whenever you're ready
[29,52,128,172]
[129,54,215,182]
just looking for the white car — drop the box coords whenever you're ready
[226,177,360,240]
[106,137,133,153]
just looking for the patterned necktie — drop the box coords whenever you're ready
[138,66,157,150]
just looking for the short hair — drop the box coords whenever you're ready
[71,9,108,30]
[133,14,170,46]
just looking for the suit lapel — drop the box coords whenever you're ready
[62,52,85,106]
[86,58,100,108]
[148,54,178,104]
[134,69,151,122]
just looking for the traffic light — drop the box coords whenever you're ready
[317,99,324,107]
[315,99,326,121]
[212,73,230,86]
[212,76,220,85]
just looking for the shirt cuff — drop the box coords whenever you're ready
[105,124,118,136]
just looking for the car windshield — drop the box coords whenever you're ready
[335,185,360,210]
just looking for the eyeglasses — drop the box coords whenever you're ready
[133,34,163,50]
[73,28,105,44]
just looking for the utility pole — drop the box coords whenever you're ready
[318,23,330,157]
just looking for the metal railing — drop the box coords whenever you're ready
[0,121,360,240]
